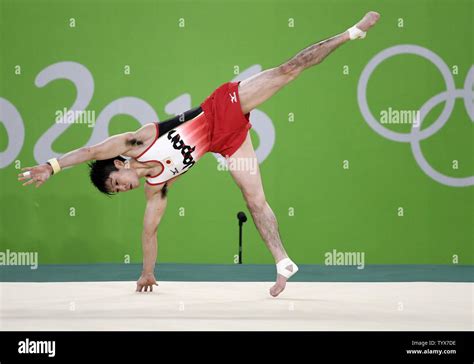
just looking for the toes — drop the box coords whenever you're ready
[269,284,285,297]
[368,11,381,24]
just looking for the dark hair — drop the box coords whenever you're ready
[88,156,126,195]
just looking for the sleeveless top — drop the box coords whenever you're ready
[136,107,211,185]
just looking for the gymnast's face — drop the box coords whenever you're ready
[106,160,140,193]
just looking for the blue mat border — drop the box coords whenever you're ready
[0,263,472,282]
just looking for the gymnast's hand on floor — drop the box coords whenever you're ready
[17,164,53,187]
[136,272,159,292]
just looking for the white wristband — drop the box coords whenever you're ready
[47,158,61,174]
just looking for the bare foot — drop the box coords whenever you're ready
[269,274,288,297]
[355,11,381,32]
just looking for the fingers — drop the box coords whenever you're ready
[18,170,32,181]
[22,179,35,187]
[136,278,159,293]
[18,169,34,184]
[136,284,148,293]
[19,172,46,188]
[136,284,157,293]
[18,167,41,184]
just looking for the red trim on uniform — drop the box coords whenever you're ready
[146,180,166,186]
[136,123,159,159]
[141,159,164,178]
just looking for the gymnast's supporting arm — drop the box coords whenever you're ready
[136,183,168,292]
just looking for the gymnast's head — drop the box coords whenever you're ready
[88,156,140,195]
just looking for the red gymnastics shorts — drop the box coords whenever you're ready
[200,81,252,158]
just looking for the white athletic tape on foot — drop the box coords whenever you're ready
[347,26,366,40]
[276,258,299,279]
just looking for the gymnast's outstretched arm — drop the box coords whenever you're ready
[17,124,155,188]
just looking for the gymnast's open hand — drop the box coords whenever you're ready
[17,164,53,188]
[136,272,159,292]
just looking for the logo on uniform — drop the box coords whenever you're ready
[229,92,237,103]
[167,130,196,170]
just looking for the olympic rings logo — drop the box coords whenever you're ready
[358,45,473,187]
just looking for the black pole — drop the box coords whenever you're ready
[237,211,247,264]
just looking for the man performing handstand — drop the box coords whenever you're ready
[18,12,380,297]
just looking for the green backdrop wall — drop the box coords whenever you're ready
[1,0,472,266]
